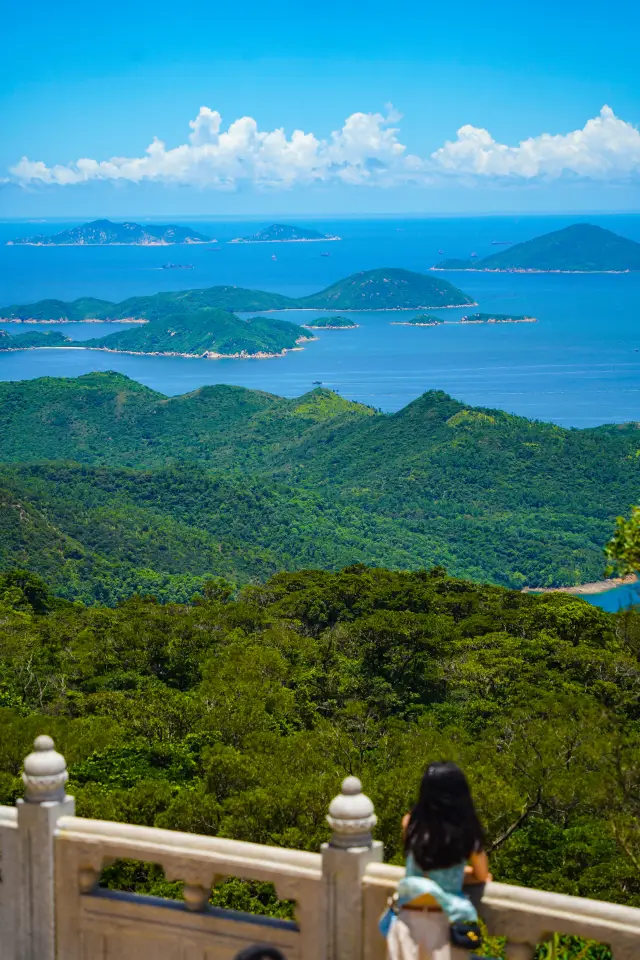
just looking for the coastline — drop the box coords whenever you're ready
[431,267,634,275]
[0,318,148,324]
[0,305,477,324]
[0,335,316,361]
[229,237,341,244]
[6,240,217,247]
[303,323,359,330]
[522,573,638,596]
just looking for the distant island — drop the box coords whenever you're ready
[161,263,194,270]
[0,268,474,323]
[8,219,214,246]
[433,223,640,273]
[296,268,475,310]
[302,315,358,329]
[0,308,311,359]
[390,313,444,326]
[83,308,312,359]
[230,223,341,243]
[460,313,537,324]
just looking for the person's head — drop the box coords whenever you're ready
[404,761,484,872]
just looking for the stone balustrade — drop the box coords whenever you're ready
[1,736,639,960]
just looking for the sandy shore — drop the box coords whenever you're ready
[522,574,638,596]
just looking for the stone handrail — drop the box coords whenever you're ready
[2,738,640,960]
[362,861,640,960]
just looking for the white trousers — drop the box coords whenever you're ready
[386,910,470,960]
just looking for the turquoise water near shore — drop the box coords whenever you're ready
[1,215,639,425]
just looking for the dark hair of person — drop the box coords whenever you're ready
[404,761,485,872]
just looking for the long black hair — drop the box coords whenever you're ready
[404,761,484,872]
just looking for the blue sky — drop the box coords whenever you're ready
[2,0,640,217]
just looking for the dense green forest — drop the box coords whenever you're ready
[435,223,640,272]
[0,372,637,602]
[1,564,639,926]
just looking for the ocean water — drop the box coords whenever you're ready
[587,581,640,613]
[0,215,639,426]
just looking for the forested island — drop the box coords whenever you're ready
[0,268,474,322]
[0,371,637,603]
[8,219,214,246]
[230,223,341,242]
[83,308,310,358]
[434,223,640,273]
[302,315,358,329]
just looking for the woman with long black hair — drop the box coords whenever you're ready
[382,761,491,959]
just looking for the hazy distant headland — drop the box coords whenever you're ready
[230,223,341,243]
[7,219,215,246]
[433,223,640,273]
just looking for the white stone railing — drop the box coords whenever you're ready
[1,737,640,960]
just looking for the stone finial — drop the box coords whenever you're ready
[326,776,377,849]
[22,735,69,803]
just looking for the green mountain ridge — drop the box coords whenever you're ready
[0,268,473,321]
[0,371,637,601]
[435,223,640,272]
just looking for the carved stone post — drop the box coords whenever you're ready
[15,736,75,960]
[322,776,383,960]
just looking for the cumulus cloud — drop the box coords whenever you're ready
[10,105,420,190]
[431,106,640,180]
[9,105,640,190]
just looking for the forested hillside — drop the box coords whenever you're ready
[0,372,638,600]
[1,564,639,917]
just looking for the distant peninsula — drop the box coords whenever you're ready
[302,315,358,329]
[390,313,444,326]
[0,268,474,323]
[433,223,640,273]
[230,223,341,243]
[82,308,311,359]
[8,219,214,246]
[0,309,311,360]
[0,330,73,350]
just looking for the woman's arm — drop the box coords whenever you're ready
[466,851,491,883]
[401,813,410,839]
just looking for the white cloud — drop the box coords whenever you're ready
[9,105,640,190]
[10,106,418,190]
[431,106,640,180]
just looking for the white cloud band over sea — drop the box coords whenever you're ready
[10,106,640,191]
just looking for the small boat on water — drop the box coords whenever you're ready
[491,240,513,245]
[470,252,478,258]
[271,254,277,261]
[321,252,330,257]
[438,249,444,255]
[161,263,194,270]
